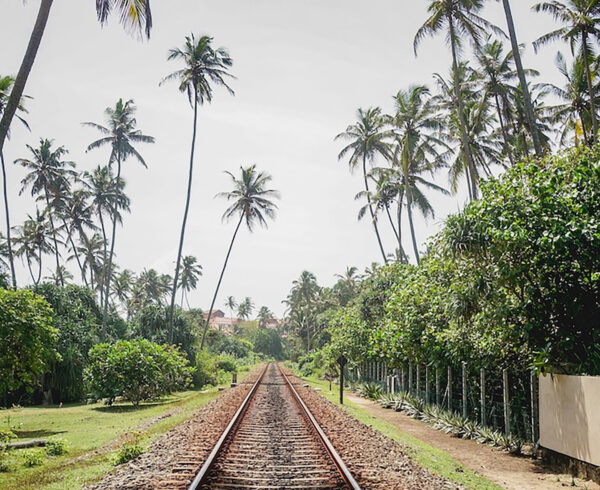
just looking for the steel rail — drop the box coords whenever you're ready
[279,365,362,490]
[187,362,269,490]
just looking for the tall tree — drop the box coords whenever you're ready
[13,208,53,285]
[0,75,30,288]
[533,0,600,142]
[84,98,154,327]
[224,295,237,320]
[336,107,391,262]
[0,0,153,156]
[238,297,255,321]
[161,34,235,340]
[16,139,76,285]
[179,255,202,308]
[200,165,279,349]
[498,0,545,155]
[415,0,502,199]
[257,305,274,327]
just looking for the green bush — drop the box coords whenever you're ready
[21,448,45,467]
[216,355,237,373]
[112,440,144,465]
[45,438,68,456]
[194,350,218,388]
[0,288,58,395]
[85,339,193,405]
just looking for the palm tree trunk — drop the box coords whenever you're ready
[36,244,42,285]
[1,152,16,287]
[44,189,63,286]
[62,220,87,287]
[26,251,36,284]
[103,153,121,328]
[385,204,399,243]
[98,206,108,330]
[404,176,420,265]
[448,16,478,200]
[200,214,244,350]
[582,32,598,143]
[0,0,53,153]
[362,155,387,263]
[396,192,408,263]
[169,92,199,342]
[494,95,515,166]
[501,0,543,157]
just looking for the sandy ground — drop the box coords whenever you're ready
[345,392,600,490]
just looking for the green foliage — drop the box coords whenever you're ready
[0,288,58,394]
[216,355,237,373]
[112,436,144,466]
[85,339,193,405]
[44,438,68,456]
[252,328,283,359]
[193,350,218,388]
[30,284,104,403]
[21,449,45,468]
[205,328,253,358]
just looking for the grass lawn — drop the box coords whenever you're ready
[302,375,502,490]
[0,369,253,490]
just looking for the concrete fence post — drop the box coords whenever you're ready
[409,363,414,395]
[480,368,486,426]
[416,364,421,399]
[462,362,467,419]
[503,368,511,436]
[447,366,453,411]
[425,365,430,404]
[435,367,441,406]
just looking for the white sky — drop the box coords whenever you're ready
[1,1,563,316]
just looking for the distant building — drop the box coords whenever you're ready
[203,310,236,335]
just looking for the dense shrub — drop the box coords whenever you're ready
[193,350,218,388]
[0,288,58,394]
[85,339,193,405]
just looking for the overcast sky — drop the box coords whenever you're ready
[1,1,563,316]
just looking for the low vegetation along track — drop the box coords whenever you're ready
[188,362,360,489]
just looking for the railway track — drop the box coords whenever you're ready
[188,362,360,490]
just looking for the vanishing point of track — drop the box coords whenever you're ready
[188,362,360,489]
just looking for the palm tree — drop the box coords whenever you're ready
[16,139,77,286]
[542,52,599,145]
[161,34,235,339]
[390,85,449,263]
[13,208,53,285]
[238,297,255,321]
[285,270,320,351]
[112,269,135,318]
[336,107,391,262]
[0,75,30,288]
[533,0,600,141]
[225,295,237,321]
[200,165,279,349]
[84,98,154,326]
[415,0,502,199]
[257,306,274,327]
[179,255,202,308]
[45,265,73,285]
[498,0,545,156]
[82,165,130,323]
[0,0,153,156]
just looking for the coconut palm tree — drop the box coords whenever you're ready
[225,295,237,321]
[238,297,255,321]
[16,139,77,286]
[82,165,130,323]
[112,269,135,318]
[179,255,202,308]
[497,0,545,156]
[336,107,391,263]
[45,265,73,285]
[84,98,154,326]
[542,51,600,145]
[0,0,153,156]
[0,75,30,288]
[200,165,279,349]
[257,306,274,328]
[415,0,502,199]
[13,208,53,285]
[533,0,600,141]
[285,270,320,351]
[161,34,235,339]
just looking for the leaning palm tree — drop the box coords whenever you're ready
[200,165,279,349]
[336,107,391,263]
[84,98,154,326]
[16,139,77,286]
[0,75,30,287]
[0,0,153,156]
[179,255,202,308]
[533,0,600,141]
[415,0,502,199]
[161,34,235,339]
[496,0,545,155]
[238,297,255,321]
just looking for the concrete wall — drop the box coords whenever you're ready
[539,374,600,467]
